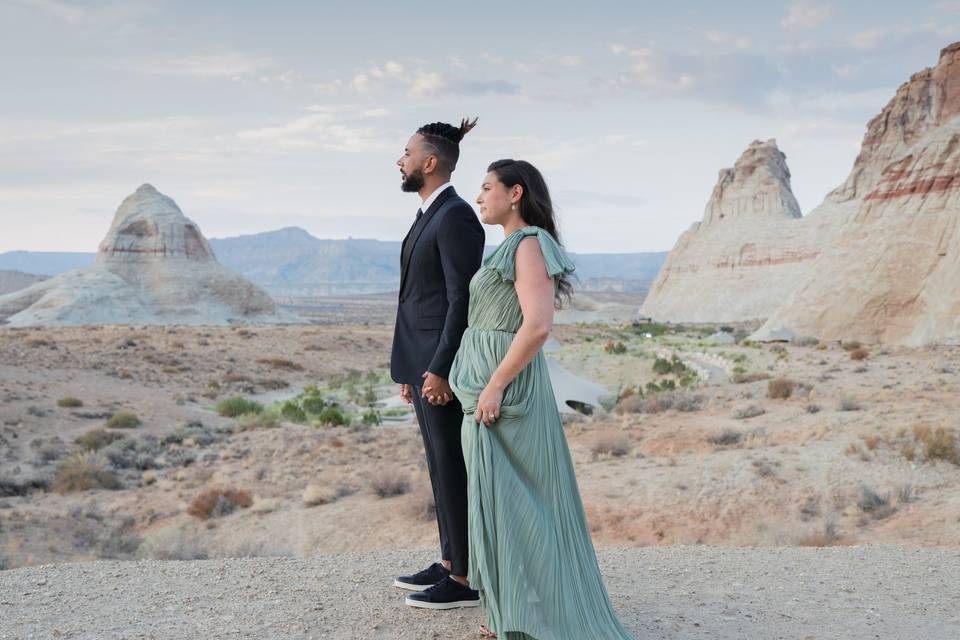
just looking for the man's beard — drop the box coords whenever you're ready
[401,168,425,193]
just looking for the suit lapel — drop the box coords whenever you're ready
[399,186,457,295]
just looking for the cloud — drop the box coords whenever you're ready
[606,45,781,108]
[234,109,394,153]
[704,30,752,49]
[333,58,520,99]
[13,0,83,22]
[123,51,274,79]
[781,2,836,29]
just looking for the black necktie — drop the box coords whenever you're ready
[415,208,423,222]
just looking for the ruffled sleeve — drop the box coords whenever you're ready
[484,226,576,283]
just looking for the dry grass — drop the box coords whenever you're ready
[256,358,304,371]
[187,487,254,519]
[105,411,141,429]
[731,371,771,384]
[235,412,280,431]
[591,434,632,458]
[302,484,338,507]
[849,347,869,361]
[75,429,125,451]
[767,378,796,399]
[912,425,960,465]
[707,429,743,446]
[370,468,411,498]
[51,452,121,494]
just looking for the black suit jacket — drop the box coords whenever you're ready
[390,187,485,384]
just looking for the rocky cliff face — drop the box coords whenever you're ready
[646,42,960,345]
[757,43,960,345]
[640,139,823,322]
[0,185,297,326]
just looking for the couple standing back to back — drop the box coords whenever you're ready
[389,118,635,639]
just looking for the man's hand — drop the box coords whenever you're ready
[399,383,413,404]
[422,371,453,406]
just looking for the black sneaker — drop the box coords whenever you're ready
[405,576,480,610]
[393,562,450,591]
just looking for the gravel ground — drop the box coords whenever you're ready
[2,546,958,639]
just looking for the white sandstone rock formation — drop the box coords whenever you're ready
[0,185,298,326]
[756,42,960,345]
[646,42,960,346]
[640,139,829,322]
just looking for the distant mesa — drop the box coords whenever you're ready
[0,270,47,296]
[0,184,299,326]
[644,41,960,346]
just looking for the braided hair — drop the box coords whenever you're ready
[416,117,478,173]
[486,159,574,308]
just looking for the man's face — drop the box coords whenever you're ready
[397,134,430,193]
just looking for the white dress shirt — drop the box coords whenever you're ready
[420,182,453,213]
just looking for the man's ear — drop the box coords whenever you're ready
[423,155,438,175]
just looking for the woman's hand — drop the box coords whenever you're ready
[474,384,504,427]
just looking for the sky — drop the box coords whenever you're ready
[0,0,957,254]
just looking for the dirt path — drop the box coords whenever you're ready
[2,546,957,639]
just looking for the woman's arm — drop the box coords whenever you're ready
[475,237,555,426]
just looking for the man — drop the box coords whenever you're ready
[390,118,485,609]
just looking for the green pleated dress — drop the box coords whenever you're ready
[448,227,635,640]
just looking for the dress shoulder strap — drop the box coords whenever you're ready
[484,226,575,283]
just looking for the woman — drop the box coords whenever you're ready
[448,160,635,639]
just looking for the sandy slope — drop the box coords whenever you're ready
[2,546,958,639]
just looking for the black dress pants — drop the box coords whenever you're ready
[411,384,469,576]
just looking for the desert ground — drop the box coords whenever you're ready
[2,306,959,574]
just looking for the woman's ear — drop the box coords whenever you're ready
[512,184,524,204]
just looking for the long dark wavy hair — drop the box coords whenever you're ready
[487,159,573,308]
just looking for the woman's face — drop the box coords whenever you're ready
[476,171,520,225]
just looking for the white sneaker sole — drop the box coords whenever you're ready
[404,597,480,610]
[393,579,434,591]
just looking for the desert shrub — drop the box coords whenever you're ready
[216,397,263,417]
[235,412,280,431]
[317,406,349,427]
[51,452,121,494]
[406,482,437,521]
[106,411,141,429]
[842,340,862,351]
[257,358,304,371]
[187,487,253,519]
[302,484,337,507]
[76,429,125,451]
[733,405,765,420]
[731,371,771,384]
[707,429,743,446]
[301,395,327,415]
[805,403,822,414]
[797,521,840,547]
[767,378,796,399]
[591,435,631,458]
[849,347,869,361]
[838,397,862,412]
[280,400,308,423]
[57,397,83,408]
[604,340,627,354]
[912,425,960,465]
[790,336,820,347]
[646,379,677,394]
[361,408,382,426]
[257,378,289,390]
[857,486,894,519]
[371,469,410,498]
[653,355,686,375]
[641,391,702,414]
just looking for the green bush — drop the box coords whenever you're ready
[106,411,141,429]
[216,397,263,417]
[362,408,382,426]
[76,429,125,451]
[301,395,327,415]
[57,397,83,408]
[280,400,308,423]
[317,405,349,426]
